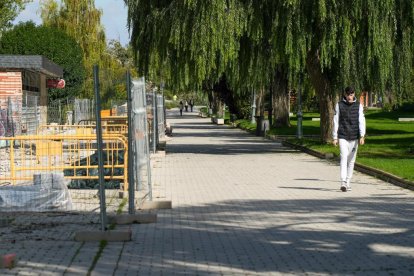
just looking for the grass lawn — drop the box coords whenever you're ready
[235,109,414,182]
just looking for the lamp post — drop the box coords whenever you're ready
[296,75,303,139]
[251,89,256,124]
[160,81,166,129]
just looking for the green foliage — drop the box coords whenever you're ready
[164,100,177,110]
[199,106,208,113]
[107,40,136,69]
[127,0,247,90]
[40,0,137,103]
[293,132,414,182]
[0,0,29,34]
[381,103,393,112]
[127,0,414,142]
[41,0,107,98]
[235,119,256,133]
[0,21,85,100]
[396,101,414,113]
[235,97,252,119]
[283,110,414,181]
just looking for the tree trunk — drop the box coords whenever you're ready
[212,90,223,115]
[306,51,336,143]
[272,69,290,127]
[256,88,265,117]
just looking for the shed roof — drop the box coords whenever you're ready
[0,55,63,78]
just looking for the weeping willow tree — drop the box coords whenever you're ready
[277,0,414,142]
[127,0,414,142]
[40,0,109,98]
[240,0,414,141]
[126,0,246,96]
[227,1,292,126]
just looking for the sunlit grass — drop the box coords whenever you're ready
[236,109,414,182]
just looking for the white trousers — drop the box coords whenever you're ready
[338,139,359,184]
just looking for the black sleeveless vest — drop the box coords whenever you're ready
[338,99,360,140]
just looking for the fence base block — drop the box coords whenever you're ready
[151,151,166,158]
[108,213,157,224]
[157,141,167,151]
[140,200,172,210]
[74,230,132,242]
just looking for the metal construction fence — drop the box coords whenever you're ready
[22,94,39,135]
[0,67,167,235]
[157,94,166,141]
[48,98,95,125]
[0,134,127,211]
[130,78,152,203]
[146,92,166,153]
[110,100,128,116]
[0,96,22,138]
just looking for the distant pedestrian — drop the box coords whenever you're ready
[189,98,194,112]
[179,100,184,116]
[185,100,189,112]
[332,86,366,192]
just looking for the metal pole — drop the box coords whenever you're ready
[9,97,15,137]
[297,75,303,139]
[93,65,107,231]
[126,71,135,214]
[251,89,256,124]
[155,92,159,146]
[152,93,157,153]
[161,82,166,127]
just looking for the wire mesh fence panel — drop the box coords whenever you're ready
[47,98,94,125]
[0,133,127,224]
[0,96,22,138]
[131,78,152,205]
[146,92,155,153]
[157,94,165,140]
[111,100,128,116]
[74,99,95,124]
[21,93,39,135]
[47,98,66,124]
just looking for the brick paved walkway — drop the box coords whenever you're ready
[1,108,414,275]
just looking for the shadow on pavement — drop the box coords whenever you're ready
[124,197,414,275]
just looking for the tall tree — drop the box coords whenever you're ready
[40,0,107,98]
[0,0,30,35]
[0,21,85,100]
[279,0,414,141]
[126,0,246,89]
[127,0,414,142]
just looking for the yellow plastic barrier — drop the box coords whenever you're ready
[0,134,129,191]
[37,124,128,136]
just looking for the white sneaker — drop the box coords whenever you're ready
[346,180,352,191]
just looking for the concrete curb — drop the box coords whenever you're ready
[108,213,157,224]
[151,151,166,158]
[140,200,172,210]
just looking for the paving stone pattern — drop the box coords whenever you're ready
[1,108,414,275]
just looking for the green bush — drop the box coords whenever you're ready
[396,101,414,112]
[199,106,208,113]
[165,101,177,110]
[381,103,393,112]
